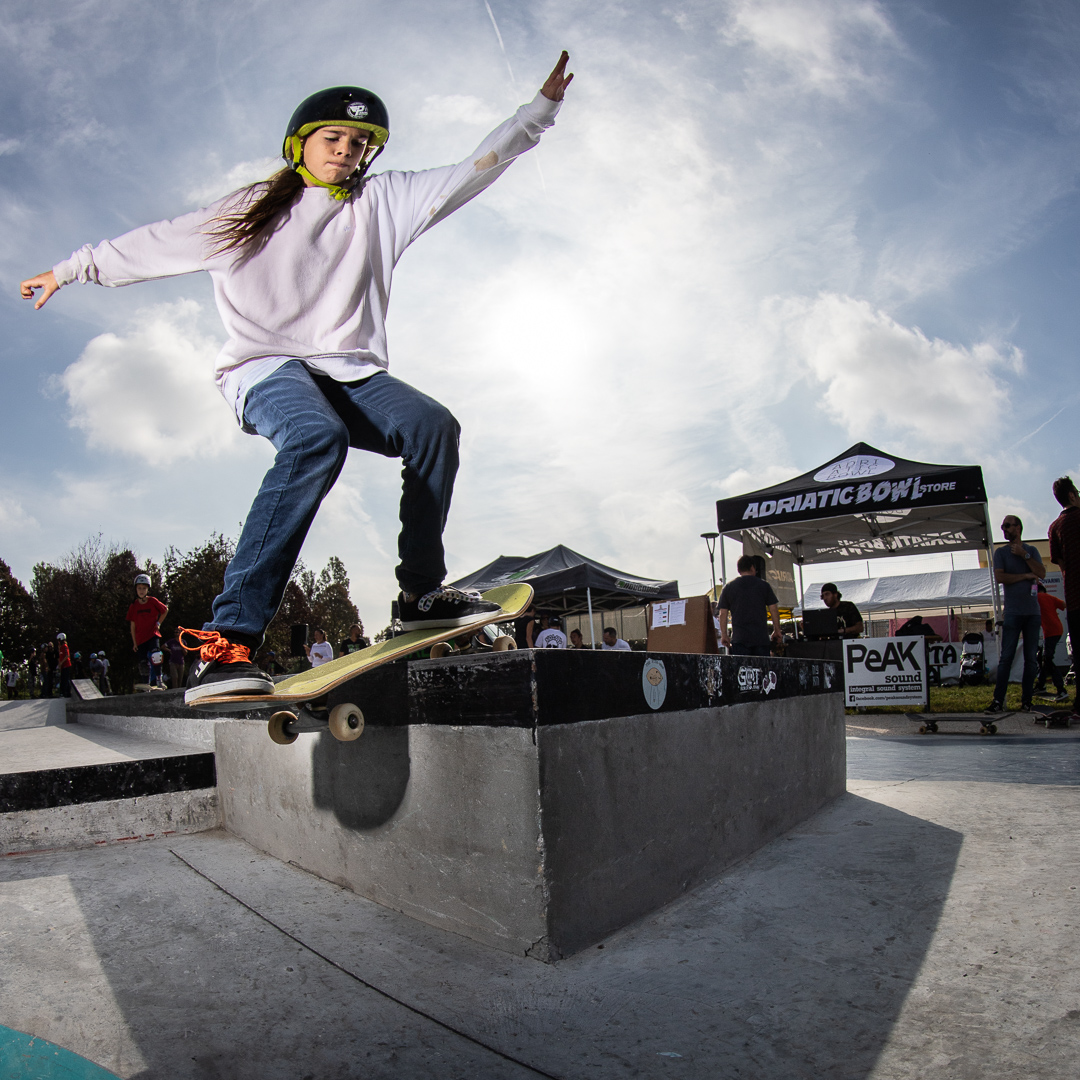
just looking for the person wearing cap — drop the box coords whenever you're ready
[56,633,73,697]
[534,615,567,648]
[819,584,863,639]
[128,574,168,688]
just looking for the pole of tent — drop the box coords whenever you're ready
[796,562,806,639]
[586,587,596,650]
[720,534,728,587]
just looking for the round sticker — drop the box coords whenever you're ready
[642,658,668,710]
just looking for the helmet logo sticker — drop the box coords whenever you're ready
[346,102,369,119]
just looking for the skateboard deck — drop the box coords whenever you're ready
[190,584,532,745]
[1029,703,1076,728]
[907,712,1013,735]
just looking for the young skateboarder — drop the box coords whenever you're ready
[21,53,572,703]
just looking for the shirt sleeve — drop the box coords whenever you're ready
[373,91,561,263]
[763,582,779,606]
[52,198,230,288]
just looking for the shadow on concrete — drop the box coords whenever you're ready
[309,726,411,830]
[0,787,965,1078]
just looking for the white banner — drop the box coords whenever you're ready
[844,637,928,708]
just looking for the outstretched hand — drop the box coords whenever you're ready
[20,271,58,310]
[541,51,574,101]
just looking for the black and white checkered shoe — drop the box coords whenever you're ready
[398,586,501,632]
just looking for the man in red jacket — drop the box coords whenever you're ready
[1049,476,1080,714]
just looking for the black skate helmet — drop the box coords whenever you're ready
[283,86,390,198]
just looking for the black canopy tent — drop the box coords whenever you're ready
[714,443,999,622]
[450,544,679,647]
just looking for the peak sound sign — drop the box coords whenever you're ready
[843,637,928,708]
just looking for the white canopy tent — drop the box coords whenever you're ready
[795,568,996,618]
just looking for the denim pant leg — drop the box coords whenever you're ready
[209,362,349,642]
[1019,613,1041,703]
[993,618,1022,702]
[1070,610,1080,706]
[312,372,460,596]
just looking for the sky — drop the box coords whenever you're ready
[2,0,1079,625]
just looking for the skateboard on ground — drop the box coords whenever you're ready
[908,712,1011,736]
[1029,702,1076,728]
[189,584,532,745]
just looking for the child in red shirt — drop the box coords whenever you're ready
[128,573,168,689]
[1035,583,1068,700]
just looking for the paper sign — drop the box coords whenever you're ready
[651,600,687,629]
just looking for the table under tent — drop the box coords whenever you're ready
[714,442,1000,628]
[450,544,679,648]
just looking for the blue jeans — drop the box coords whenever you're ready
[209,363,459,644]
[993,612,1041,705]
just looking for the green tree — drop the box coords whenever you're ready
[31,536,160,694]
[163,533,235,636]
[0,558,37,665]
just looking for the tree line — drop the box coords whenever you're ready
[0,535,362,695]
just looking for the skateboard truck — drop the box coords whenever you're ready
[267,701,365,745]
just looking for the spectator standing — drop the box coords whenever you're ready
[1049,476,1080,715]
[128,574,168,689]
[5,665,19,699]
[569,628,587,649]
[42,641,57,698]
[305,628,334,667]
[57,634,73,698]
[1034,583,1068,701]
[986,514,1045,714]
[602,627,631,651]
[89,652,103,690]
[337,622,370,657]
[535,616,567,648]
[514,604,538,649]
[717,555,783,657]
[98,650,111,696]
[165,636,186,691]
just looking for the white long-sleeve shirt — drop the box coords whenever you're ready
[54,92,560,426]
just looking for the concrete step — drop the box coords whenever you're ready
[0,699,219,856]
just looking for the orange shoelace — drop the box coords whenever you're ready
[178,627,251,665]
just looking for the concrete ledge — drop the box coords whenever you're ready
[0,788,220,856]
[68,710,237,752]
[216,692,844,961]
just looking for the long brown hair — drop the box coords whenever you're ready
[206,167,305,257]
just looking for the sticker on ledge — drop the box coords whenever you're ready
[642,658,668,710]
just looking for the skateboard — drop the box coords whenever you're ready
[908,712,1012,736]
[1029,703,1076,728]
[190,584,532,745]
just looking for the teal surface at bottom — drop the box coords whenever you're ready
[0,1025,121,1080]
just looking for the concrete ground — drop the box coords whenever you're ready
[2,707,1079,1078]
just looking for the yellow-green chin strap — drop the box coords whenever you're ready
[286,120,388,201]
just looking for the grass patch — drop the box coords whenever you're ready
[846,682,1072,715]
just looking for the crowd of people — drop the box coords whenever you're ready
[511,605,632,651]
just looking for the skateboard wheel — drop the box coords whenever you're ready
[929,723,938,733]
[429,642,455,659]
[988,723,997,735]
[328,702,364,742]
[268,711,299,745]
[919,725,928,734]
[492,635,516,652]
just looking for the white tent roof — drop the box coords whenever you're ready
[794,568,997,615]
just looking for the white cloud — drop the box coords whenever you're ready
[721,0,897,97]
[184,157,282,208]
[418,94,502,128]
[57,300,240,466]
[0,491,39,533]
[0,137,19,156]
[774,292,1023,452]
